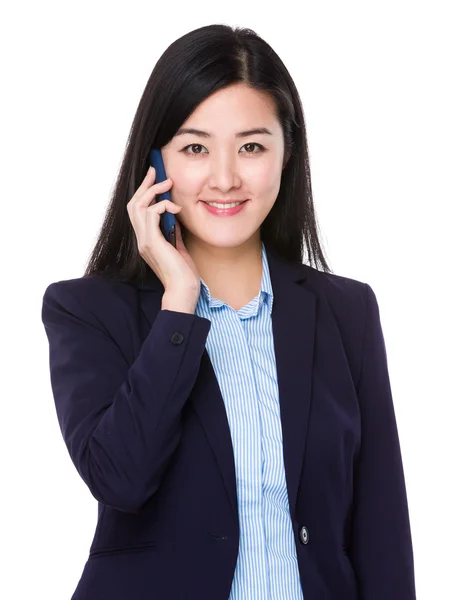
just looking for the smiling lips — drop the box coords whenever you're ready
[203,200,246,208]
[201,200,249,216]
[201,199,248,204]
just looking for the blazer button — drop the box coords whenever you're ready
[171,332,184,345]
[299,526,309,545]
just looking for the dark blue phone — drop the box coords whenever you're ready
[149,149,176,248]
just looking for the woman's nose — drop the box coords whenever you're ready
[207,156,242,191]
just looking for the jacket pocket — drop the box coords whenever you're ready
[89,541,158,559]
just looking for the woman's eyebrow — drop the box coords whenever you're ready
[174,127,273,138]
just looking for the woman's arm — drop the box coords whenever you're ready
[350,283,416,599]
[41,281,211,514]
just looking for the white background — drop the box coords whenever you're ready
[1,1,453,598]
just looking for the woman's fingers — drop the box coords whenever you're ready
[133,166,156,197]
[128,176,174,242]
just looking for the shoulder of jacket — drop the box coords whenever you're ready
[43,273,137,303]
[299,262,370,306]
[41,273,141,334]
[300,264,372,358]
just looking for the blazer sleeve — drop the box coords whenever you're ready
[350,283,416,599]
[41,281,211,514]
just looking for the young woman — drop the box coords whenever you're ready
[41,23,416,600]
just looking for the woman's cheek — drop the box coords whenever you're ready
[177,172,202,197]
[249,166,279,194]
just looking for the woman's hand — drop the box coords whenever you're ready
[127,167,201,295]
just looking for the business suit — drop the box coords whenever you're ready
[41,243,416,599]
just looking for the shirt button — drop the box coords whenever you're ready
[299,526,309,545]
[170,332,184,345]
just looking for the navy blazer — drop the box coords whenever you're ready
[41,245,416,600]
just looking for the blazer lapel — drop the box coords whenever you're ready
[137,244,317,522]
[267,248,317,518]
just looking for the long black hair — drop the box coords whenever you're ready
[84,24,332,285]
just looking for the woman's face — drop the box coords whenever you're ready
[161,83,286,251]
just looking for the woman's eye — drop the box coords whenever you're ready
[183,144,208,155]
[240,143,264,154]
[181,143,264,156]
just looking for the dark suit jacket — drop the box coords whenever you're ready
[41,245,416,600]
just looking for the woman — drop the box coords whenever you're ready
[41,24,416,600]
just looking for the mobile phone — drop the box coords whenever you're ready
[149,148,176,248]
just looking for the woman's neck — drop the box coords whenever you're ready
[185,234,263,304]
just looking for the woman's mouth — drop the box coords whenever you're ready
[201,200,249,216]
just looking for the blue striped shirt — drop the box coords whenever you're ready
[195,241,304,600]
